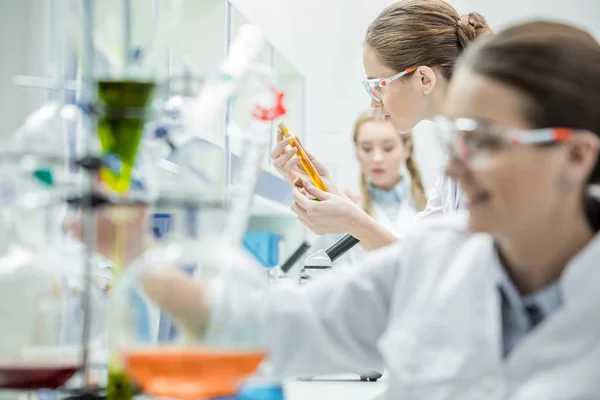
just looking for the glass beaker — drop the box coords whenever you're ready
[107,194,268,400]
[0,154,105,393]
[67,0,185,194]
[96,80,157,194]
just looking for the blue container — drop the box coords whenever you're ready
[152,212,174,239]
[243,232,281,268]
[213,385,285,400]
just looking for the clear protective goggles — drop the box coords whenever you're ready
[433,116,600,201]
[433,115,574,164]
[363,67,416,102]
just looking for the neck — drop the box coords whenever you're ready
[495,209,594,296]
[373,175,402,191]
[423,80,448,120]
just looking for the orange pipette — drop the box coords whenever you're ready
[278,122,328,192]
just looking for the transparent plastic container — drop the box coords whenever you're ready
[0,155,106,393]
[109,196,268,400]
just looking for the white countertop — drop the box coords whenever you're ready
[285,375,387,400]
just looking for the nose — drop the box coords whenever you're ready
[373,148,384,162]
[370,98,381,109]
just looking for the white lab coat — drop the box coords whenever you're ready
[418,174,464,218]
[206,211,600,399]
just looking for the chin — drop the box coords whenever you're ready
[390,117,417,134]
[369,176,393,189]
[466,206,496,233]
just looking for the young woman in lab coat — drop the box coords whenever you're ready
[351,110,427,237]
[272,0,491,249]
[312,110,427,264]
[92,21,600,399]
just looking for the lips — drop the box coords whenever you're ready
[372,168,385,175]
[384,115,391,121]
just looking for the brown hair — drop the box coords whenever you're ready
[365,0,491,80]
[353,109,428,215]
[458,21,600,231]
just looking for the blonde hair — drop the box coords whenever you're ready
[353,109,427,215]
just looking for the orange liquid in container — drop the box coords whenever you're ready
[278,122,328,192]
[122,348,264,400]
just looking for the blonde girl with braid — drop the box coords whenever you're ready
[309,108,427,269]
[353,109,427,239]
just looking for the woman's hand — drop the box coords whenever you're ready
[292,178,399,250]
[291,178,366,235]
[271,129,338,192]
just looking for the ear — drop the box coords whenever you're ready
[416,66,437,95]
[565,131,600,184]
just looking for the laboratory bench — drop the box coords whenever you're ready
[0,375,386,400]
[285,375,387,400]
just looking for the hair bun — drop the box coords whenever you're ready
[457,12,491,48]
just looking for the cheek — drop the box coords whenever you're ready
[383,150,405,170]
[478,153,554,211]
[383,85,420,132]
[356,153,371,170]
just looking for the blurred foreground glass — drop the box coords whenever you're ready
[68,0,185,195]
[109,195,267,400]
[0,155,105,392]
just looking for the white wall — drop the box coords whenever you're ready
[451,0,600,39]
[0,0,48,137]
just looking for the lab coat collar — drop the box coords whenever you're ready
[493,249,562,319]
[368,178,407,204]
[503,232,600,386]
[490,232,600,310]
[560,232,600,305]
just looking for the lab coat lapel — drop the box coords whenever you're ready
[434,233,503,369]
[504,233,600,388]
[382,234,504,398]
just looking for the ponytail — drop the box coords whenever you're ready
[360,173,375,216]
[402,132,427,211]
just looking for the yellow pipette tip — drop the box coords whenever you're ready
[277,122,291,137]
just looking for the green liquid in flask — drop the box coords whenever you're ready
[97,80,156,193]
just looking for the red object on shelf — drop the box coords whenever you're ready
[252,89,287,121]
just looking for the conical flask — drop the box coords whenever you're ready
[69,0,185,194]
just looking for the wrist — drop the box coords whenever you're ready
[346,208,371,240]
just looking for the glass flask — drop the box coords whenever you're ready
[108,195,268,400]
[0,155,106,393]
[67,0,185,195]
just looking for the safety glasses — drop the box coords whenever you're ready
[433,116,574,165]
[363,67,417,102]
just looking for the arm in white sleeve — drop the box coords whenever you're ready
[204,243,402,378]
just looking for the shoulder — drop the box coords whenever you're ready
[411,209,470,236]
[395,211,493,293]
[401,210,476,262]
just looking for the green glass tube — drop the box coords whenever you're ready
[96,80,156,193]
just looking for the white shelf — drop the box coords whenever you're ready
[252,193,295,216]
